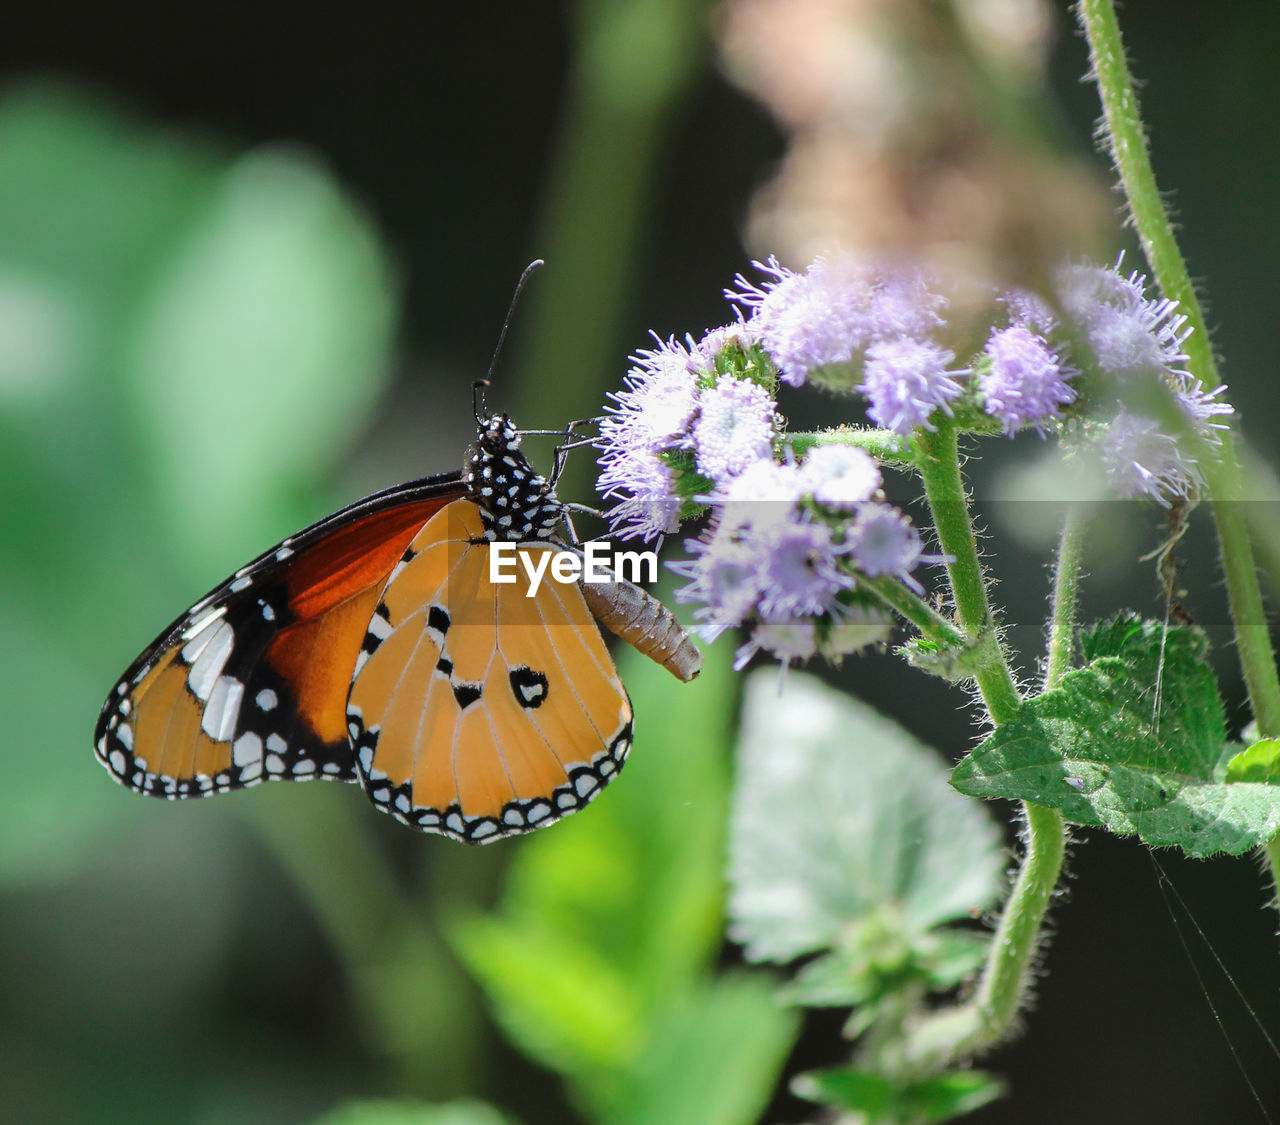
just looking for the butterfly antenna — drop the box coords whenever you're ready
[477,259,545,422]
[472,379,491,426]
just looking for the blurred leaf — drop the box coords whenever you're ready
[793,1065,1005,1121]
[599,973,797,1125]
[311,1100,518,1125]
[952,617,1280,856]
[0,81,398,884]
[1224,739,1280,784]
[452,635,743,1105]
[728,669,1004,964]
[126,146,398,570]
[782,928,989,1010]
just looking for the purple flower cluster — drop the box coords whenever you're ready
[591,249,1237,670]
[597,330,775,540]
[672,448,915,668]
[978,317,1076,436]
[726,257,959,435]
[1056,258,1232,504]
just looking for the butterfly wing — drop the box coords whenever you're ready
[94,475,466,798]
[345,500,634,843]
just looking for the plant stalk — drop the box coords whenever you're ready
[903,508,1081,1069]
[914,419,1020,724]
[1078,0,1280,902]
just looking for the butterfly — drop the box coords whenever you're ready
[93,411,701,843]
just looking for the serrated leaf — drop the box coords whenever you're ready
[728,670,1004,964]
[953,618,1280,856]
[1225,740,1280,783]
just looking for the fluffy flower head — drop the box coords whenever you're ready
[692,375,776,483]
[861,337,961,434]
[980,324,1076,435]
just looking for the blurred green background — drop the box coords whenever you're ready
[2,1,1279,1122]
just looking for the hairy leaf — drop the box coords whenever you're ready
[953,617,1280,856]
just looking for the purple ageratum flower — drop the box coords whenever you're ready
[691,320,757,372]
[847,504,924,585]
[1174,373,1233,445]
[672,527,765,641]
[734,617,818,671]
[726,256,874,387]
[756,517,852,620]
[691,374,776,483]
[1001,289,1057,336]
[725,255,947,389]
[597,448,683,542]
[600,335,701,458]
[980,324,1077,435]
[865,266,947,341]
[717,458,808,534]
[861,337,962,434]
[798,444,881,509]
[1090,411,1201,505]
[1057,259,1191,381]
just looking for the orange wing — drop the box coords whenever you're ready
[94,479,463,798]
[345,500,633,843]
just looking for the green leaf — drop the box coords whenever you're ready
[599,974,798,1125]
[793,1066,1005,1121]
[953,617,1280,856]
[728,670,1004,964]
[1225,739,1280,783]
[310,1101,518,1125]
[126,145,398,571]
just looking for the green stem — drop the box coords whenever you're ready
[861,574,966,649]
[1044,506,1086,691]
[914,419,1021,724]
[788,427,916,464]
[904,508,1081,1069]
[1078,0,1280,899]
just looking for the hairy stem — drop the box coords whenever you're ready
[903,509,1082,1070]
[914,419,1020,724]
[788,427,916,464]
[1044,506,1086,691]
[861,574,966,650]
[1079,0,1280,901]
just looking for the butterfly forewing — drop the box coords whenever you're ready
[94,479,463,798]
[346,500,633,843]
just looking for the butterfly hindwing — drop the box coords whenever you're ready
[94,478,464,799]
[345,499,634,843]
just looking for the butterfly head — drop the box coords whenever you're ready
[465,414,563,542]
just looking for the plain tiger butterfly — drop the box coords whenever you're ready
[93,411,701,844]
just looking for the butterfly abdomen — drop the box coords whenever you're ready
[579,577,703,683]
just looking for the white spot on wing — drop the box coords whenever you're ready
[233,732,262,767]
[229,576,252,593]
[182,605,227,644]
[201,676,245,741]
[185,620,234,700]
[256,688,278,712]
